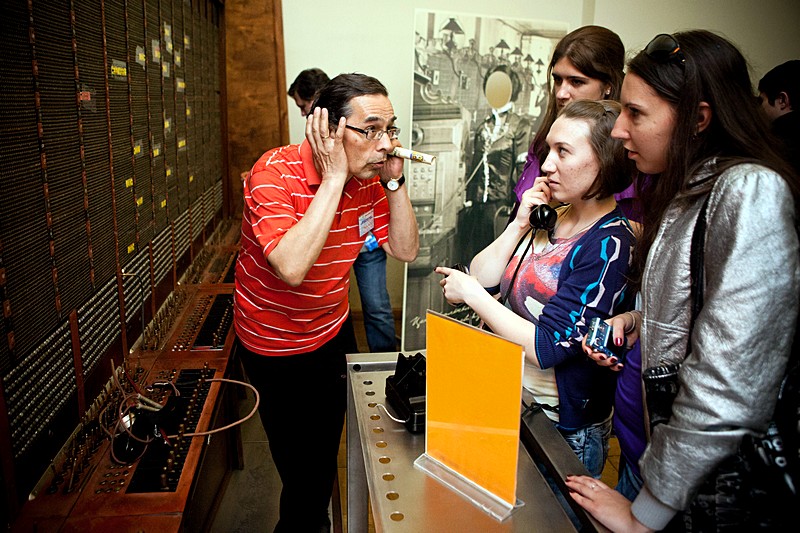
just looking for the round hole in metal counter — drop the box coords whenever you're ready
[372,427,384,433]
[370,414,380,420]
[376,441,388,448]
[379,456,391,464]
[368,402,377,408]
[365,391,375,396]
[390,512,405,521]
[382,473,395,481]
[353,364,362,371]
[363,380,373,385]
[386,491,399,501]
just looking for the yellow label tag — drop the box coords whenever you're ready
[111,64,127,77]
[153,147,160,157]
[161,199,167,208]
[166,168,172,177]
[125,178,133,188]
[138,51,146,63]
[189,174,194,182]
[127,243,135,254]
[178,139,186,148]
[133,144,141,155]
[137,196,143,206]
[177,80,186,90]
[164,118,171,130]
[186,107,191,117]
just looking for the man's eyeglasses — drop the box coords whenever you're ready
[345,124,401,141]
[644,33,686,66]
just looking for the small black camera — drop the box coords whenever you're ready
[450,263,469,274]
[586,317,625,362]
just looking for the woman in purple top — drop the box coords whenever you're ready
[513,26,632,217]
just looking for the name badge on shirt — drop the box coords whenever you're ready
[358,209,375,237]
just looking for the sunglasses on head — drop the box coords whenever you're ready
[645,33,686,66]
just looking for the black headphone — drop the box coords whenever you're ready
[529,204,557,232]
[497,204,558,306]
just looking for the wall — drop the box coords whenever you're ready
[225,0,288,217]
[594,0,800,76]
[0,0,225,519]
[282,0,800,315]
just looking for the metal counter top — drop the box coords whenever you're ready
[346,352,586,532]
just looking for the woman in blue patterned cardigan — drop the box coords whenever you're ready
[436,99,636,477]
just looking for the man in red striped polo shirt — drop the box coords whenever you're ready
[234,73,418,532]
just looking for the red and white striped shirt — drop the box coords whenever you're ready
[234,140,390,356]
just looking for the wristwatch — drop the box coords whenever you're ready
[383,174,405,191]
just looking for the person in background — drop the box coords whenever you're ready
[289,68,398,352]
[758,59,800,174]
[352,231,398,351]
[512,26,633,219]
[437,100,635,477]
[287,67,329,117]
[236,73,418,532]
[568,31,799,532]
[456,64,531,267]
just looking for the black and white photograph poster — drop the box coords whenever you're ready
[403,10,568,351]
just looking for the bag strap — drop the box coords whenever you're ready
[687,195,711,346]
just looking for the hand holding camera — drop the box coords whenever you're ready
[583,311,639,370]
[586,317,624,358]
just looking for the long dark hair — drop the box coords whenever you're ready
[630,30,800,284]
[531,26,625,166]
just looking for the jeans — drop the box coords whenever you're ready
[615,454,644,501]
[557,415,612,478]
[352,247,396,352]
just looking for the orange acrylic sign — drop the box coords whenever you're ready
[424,310,524,506]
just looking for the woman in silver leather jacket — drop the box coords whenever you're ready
[565,31,800,532]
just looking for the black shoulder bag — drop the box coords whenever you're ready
[642,195,797,531]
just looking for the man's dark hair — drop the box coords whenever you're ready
[311,73,388,126]
[758,59,800,108]
[287,68,330,100]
